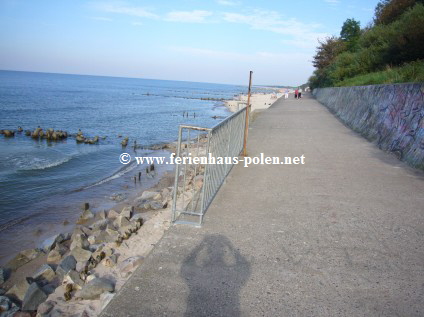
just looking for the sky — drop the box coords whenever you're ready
[0,0,380,86]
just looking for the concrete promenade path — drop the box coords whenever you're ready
[101,94,424,316]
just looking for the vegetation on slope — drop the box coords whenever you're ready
[309,0,424,88]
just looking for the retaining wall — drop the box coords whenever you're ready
[313,83,424,170]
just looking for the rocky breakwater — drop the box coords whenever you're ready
[0,205,143,316]
[0,182,178,316]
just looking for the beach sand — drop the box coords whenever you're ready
[224,92,282,113]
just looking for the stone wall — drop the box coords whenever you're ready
[313,83,424,170]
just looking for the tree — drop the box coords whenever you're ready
[374,0,423,25]
[312,36,345,70]
[340,18,361,51]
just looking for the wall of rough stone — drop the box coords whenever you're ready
[313,83,424,170]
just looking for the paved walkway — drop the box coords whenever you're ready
[101,94,424,316]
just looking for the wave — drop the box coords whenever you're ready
[82,160,138,190]
[16,156,73,171]
[0,212,41,233]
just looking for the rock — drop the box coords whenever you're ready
[103,254,118,268]
[121,137,128,147]
[70,234,89,251]
[37,300,56,315]
[131,213,144,222]
[11,312,33,317]
[56,255,76,280]
[41,283,56,295]
[85,275,96,283]
[22,282,48,311]
[150,201,164,210]
[47,244,67,263]
[5,278,31,301]
[0,267,7,285]
[113,215,130,228]
[119,256,144,277]
[63,270,84,290]
[3,130,15,137]
[40,234,65,252]
[107,209,120,219]
[161,188,171,200]
[90,219,109,231]
[100,292,115,310]
[193,175,204,190]
[75,260,89,273]
[70,247,92,263]
[6,249,43,271]
[0,295,19,316]
[137,191,160,202]
[96,210,107,220]
[109,193,126,202]
[105,228,119,242]
[120,206,133,219]
[75,278,114,300]
[32,264,55,283]
[88,231,114,245]
[79,226,93,237]
[76,209,94,223]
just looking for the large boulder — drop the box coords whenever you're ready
[63,270,84,290]
[70,234,89,251]
[56,255,76,280]
[40,234,65,252]
[113,215,130,228]
[120,206,133,219]
[76,209,94,224]
[22,282,48,311]
[47,244,67,263]
[75,278,114,300]
[71,247,92,263]
[6,278,31,302]
[107,210,120,219]
[6,249,43,271]
[0,295,19,316]
[136,191,161,202]
[32,264,55,283]
[90,219,109,231]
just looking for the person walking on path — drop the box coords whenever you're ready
[284,89,289,99]
[298,91,302,99]
[294,89,299,99]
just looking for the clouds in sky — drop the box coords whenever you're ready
[0,0,378,84]
[164,10,213,23]
[92,2,328,48]
[93,2,158,19]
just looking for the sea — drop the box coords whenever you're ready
[0,70,255,264]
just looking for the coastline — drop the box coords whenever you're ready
[0,90,266,316]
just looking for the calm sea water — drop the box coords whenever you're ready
[0,70,248,263]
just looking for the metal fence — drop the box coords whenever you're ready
[171,107,247,226]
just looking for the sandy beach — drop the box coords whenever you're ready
[224,91,283,112]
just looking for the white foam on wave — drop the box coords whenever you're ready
[83,160,138,189]
[16,156,73,171]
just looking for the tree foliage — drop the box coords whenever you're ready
[374,0,423,25]
[309,1,424,89]
[340,18,361,51]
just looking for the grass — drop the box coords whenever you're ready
[335,60,424,87]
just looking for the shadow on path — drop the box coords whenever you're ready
[181,234,250,317]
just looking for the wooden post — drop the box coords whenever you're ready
[242,71,253,157]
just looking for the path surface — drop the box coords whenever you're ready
[101,94,424,316]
